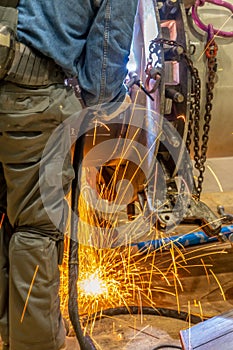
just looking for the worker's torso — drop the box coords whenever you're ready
[17,0,98,76]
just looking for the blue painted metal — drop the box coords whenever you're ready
[132,225,233,253]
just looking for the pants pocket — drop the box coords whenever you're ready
[8,232,65,349]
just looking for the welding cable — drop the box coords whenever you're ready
[82,306,202,348]
[131,225,233,253]
[69,133,97,350]
[83,305,203,327]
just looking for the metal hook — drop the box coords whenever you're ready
[207,23,215,42]
[192,0,233,38]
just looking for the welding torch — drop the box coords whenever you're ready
[126,72,154,101]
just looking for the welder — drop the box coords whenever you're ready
[0,0,138,349]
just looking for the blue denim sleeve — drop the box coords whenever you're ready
[77,0,139,107]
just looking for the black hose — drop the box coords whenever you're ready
[68,133,97,350]
[84,306,204,325]
[82,306,202,349]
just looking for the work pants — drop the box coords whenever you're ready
[0,81,82,350]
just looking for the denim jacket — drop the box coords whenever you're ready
[17,0,139,106]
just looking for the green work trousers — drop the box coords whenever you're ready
[0,81,82,350]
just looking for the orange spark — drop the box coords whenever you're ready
[0,213,5,229]
[21,265,39,323]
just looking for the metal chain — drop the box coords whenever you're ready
[191,40,218,198]
[147,37,218,199]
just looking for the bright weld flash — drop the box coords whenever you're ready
[79,271,108,297]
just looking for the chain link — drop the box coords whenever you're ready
[148,37,218,199]
[193,41,218,197]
